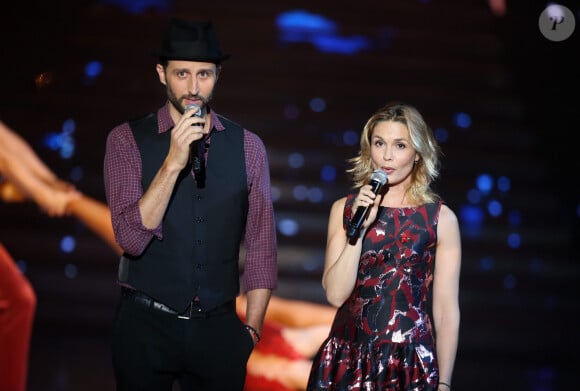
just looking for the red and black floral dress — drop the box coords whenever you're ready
[307,196,442,391]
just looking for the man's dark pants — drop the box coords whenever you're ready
[112,291,253,391]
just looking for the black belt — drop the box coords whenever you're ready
[121,288,234,320]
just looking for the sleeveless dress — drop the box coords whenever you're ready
[307,196,442,391]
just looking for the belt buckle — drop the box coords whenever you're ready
[177,303,193,320]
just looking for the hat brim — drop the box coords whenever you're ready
[152,50,230,64]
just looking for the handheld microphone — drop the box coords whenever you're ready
[185,103,206,120]
[185,104,206,173]
[346,169,388,239]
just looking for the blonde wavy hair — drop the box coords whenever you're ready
[346,102,441,205]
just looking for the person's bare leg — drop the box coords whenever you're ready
[0,181,26,203]
[281,324,331,358]
[66,195,123,256]
[0,122,81,216]
[246,350,313,391]
[258,295,336,328]
[0,121,61,185]
[0,166,79,216]
[0,243,36,391]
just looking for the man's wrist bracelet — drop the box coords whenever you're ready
[244,324,261,342]
[438,381,451,389]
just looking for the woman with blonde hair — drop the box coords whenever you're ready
[307,102,461,391]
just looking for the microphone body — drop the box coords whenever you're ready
[190,140,203,173]
[185,104,206,173]
[346,169,388,239]
[185,104,207,187]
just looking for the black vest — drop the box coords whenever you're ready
[119,113,248,313]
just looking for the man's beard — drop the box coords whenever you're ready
[167,85,212,115]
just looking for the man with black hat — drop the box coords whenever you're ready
[103,18,277,390]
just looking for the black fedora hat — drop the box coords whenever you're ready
[153,18,230,63]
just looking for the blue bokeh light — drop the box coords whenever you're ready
[467,189,482,204]
[507,232,521,249]
[69,166,84,183]
[476,174,493,194]
[278,218,299,236]
[276,10,371,55]
[271,185,281,202]
[321,165,336,182]
[62,119,75,134]
[307,187,324,203]
[497,175,511,192]
[293,185,309,201]
[343,130,359,146]
[276,10,336,34]
[64,263,78,279]
[460,204,484,224]
[288,152,305,168]
[487,199,503,217]
[459,204,484,238]
[60,236,76,254]
[309,97,326,112]
[84,61,102,80]
[453,112,472,129]
[97,0,170,14]
[434,127,449,143]
[479,256,495,271]
[311,35,371,55]
[43,119,76,159]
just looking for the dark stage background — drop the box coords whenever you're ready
[1,0,579,390]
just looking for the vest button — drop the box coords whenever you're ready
[196,195,203,200]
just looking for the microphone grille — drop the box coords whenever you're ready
[185,104,205,117]
[370,169,388,185]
